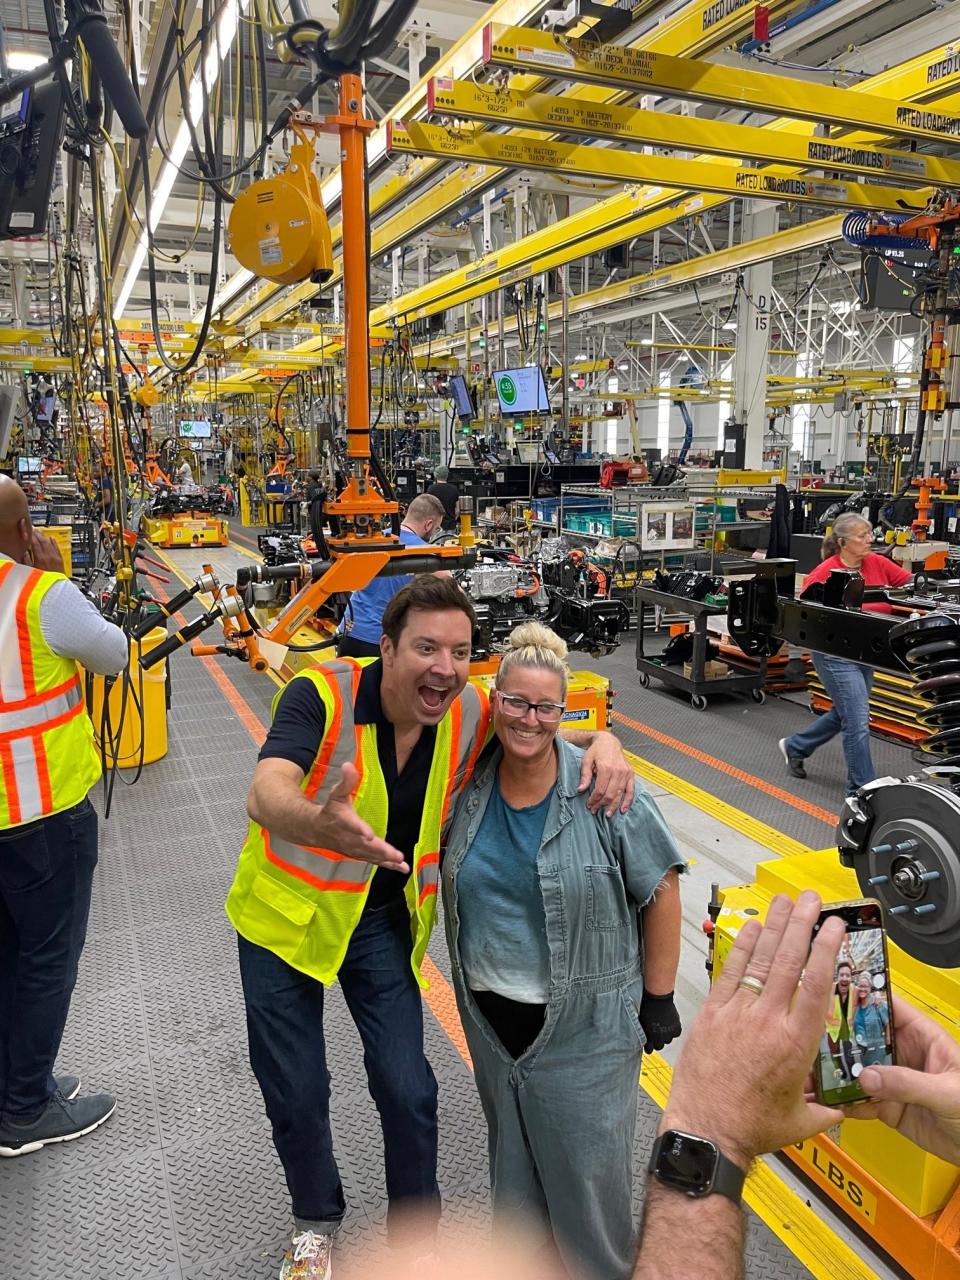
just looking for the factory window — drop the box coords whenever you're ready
[792,353,815,453]
[657,370,671,454]
[717,358,733,448]
[893,335,915,373]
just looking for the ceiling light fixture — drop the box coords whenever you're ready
[113,0,249,319]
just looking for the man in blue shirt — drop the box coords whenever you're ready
[337,492,447,658]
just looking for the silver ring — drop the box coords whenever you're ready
[738,976,765,996]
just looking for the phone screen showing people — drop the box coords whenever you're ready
[812,900,894,1106]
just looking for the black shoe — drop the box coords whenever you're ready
[778,737,807,779]
[0,1090,116,1157]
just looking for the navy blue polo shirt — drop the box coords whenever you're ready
[259,661,436,911]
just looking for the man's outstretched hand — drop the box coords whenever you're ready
[315,763,409,872]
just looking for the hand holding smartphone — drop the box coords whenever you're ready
[811,899,896,1107]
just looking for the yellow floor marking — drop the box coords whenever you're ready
[639,1055,881,1280]
[625,749,815,860]
[228,538,263,561]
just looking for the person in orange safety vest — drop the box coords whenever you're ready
[0,475,127,1158]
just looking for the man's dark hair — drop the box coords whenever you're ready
[837,962,852,974]
[381,575,476,647]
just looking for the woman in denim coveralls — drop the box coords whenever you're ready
[442,623,685,1279]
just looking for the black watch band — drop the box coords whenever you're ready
[649,1130,746,1204]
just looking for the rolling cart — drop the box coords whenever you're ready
[634,585,767,710]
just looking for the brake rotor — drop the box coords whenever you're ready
[838,779,960,967]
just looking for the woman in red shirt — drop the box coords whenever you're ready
[779,513,911,796]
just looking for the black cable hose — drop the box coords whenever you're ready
[139,127,223,372]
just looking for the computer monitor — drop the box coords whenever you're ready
[17,456,41,474]
[0,80,65,241]
[493,366,550,414]
[179,419,212,439]
[449,374,473,419]
[860,247,935,313]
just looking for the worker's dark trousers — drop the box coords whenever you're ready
[238,898,440,1239]
[0,797,98,1122]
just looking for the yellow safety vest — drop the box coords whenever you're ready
[225,658,491,986]
[0,558,102,828]
[825,989,852,1040]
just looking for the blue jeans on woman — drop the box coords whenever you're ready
[784,653,875,794]
[237,898,440,1238]
[0,797,99,1122]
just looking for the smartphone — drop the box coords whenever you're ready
[811,899,896,1107]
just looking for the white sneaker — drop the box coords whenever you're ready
[279,1230,333,1279]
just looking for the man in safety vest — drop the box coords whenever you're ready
[226,573,636,1280]
[0,475,128,1157]
[822,958,856,1087]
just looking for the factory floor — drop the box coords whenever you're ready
[0,531,917,1280]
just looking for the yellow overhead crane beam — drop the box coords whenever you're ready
[407,213,845,356]
[220,14,960,364]
[365,42,960,331]
[426,79,960,189]
[483,25,960,144]
[221,0,813,337]
[387,121,927,217]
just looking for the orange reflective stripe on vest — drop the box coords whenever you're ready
[0,559,102,827]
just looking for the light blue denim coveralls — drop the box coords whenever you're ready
[441,740,685,1280]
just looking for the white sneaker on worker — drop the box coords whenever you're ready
[279,1230,333,1280]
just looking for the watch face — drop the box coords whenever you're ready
[655,1131,719,1194]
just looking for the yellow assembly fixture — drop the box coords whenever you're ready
[228,119,334,287]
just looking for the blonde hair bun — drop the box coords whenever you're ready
[497,622,571,694]
[507,621,569,662]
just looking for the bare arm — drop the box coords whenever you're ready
[247,758,408,870]
[640,869,681,997]
[634,1185,745,1280]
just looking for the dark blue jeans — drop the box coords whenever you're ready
[785,653,875,794]
[237,899,440,1236]
[0,797,98,1122]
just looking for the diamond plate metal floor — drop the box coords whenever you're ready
[0,626,834,1280]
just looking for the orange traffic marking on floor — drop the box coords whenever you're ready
[421,956,473,1071]
[612,710,837,827]
[153,582,267,746]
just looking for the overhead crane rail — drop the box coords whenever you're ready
[212,0,838,340]
[386,120,928,217]
[426,79,960,189]
[482,25,960,144]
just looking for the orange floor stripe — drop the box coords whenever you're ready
[153,583,267,746]
[421,956,473,1070]
[612,709,837,827]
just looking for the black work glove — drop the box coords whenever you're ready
[639,990,682,1053]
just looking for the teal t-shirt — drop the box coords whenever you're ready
[457,776,554,1003]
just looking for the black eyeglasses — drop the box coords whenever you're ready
[495,691,566,723]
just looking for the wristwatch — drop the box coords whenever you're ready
[648,1130,746,1204]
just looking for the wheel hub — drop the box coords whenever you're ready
[838,778,960,967]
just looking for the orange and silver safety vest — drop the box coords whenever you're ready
[225,658,491,987]
[0,558,102,828]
